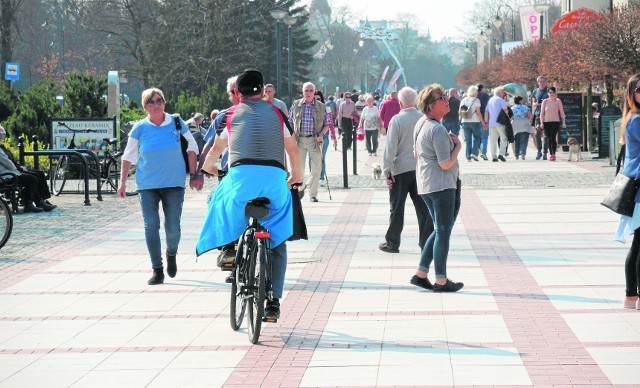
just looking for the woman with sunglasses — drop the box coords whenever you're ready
[617,74,640,309]
[539,86,566,161]
[411,84,464,293]
[118,88,203,285]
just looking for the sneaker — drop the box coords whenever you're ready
[264,298,280,322]
[470,154,479,161]
[492,158,498,162]
[543,153,548,160]
[549,154,556,161]
[410,275,433,290]
[373,152,377,156]
[467,158,472,162]
[498,155,506,162]
[432,278,464,293]
[521,155,526,160]
[623,296,638,309]
[480,154,488,160]
[369,152,373,156]
[536,151,542,160]
[310,197,318,203]
[378,242,399,253]
[515,155,519,160]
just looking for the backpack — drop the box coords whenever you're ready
[459,98,477,120]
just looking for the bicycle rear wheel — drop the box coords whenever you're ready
[230,267,247,331]
[0,198,13,249]
[50,155,68,196]
[105,158,120,192]
[246,234,264,344]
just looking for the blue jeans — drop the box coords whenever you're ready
[481,127,489,155]
[443,120,460,136]
[514,132,530,157]
[320,133,330,180]
[462,122,482,159]
[138,187,185,269]
[270,242,288,298]
[419,186,460,279]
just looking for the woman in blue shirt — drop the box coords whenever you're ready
[511,96,534,160]
[118,88,203,285]
[618,74,640,309]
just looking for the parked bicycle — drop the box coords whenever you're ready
[50,122,135,196]
[0,173,17,249]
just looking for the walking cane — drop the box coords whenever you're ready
[322,155,332,200]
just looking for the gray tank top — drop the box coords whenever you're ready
[228,99,286,169]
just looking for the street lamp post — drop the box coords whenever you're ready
[534,4,551,40]
[493,4,516,42]
[283,15,297,105]
[270,9,288,95]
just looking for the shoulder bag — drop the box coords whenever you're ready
[173,114,190,173]
[459,98,476,120]
[601,145,636,217]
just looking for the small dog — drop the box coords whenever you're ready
[567,137,582,161]
[372,163,382,180]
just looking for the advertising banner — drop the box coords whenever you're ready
[519,5,541,42]
[377,66,389,91]
[51,118,117,156]
[384,69,402,93]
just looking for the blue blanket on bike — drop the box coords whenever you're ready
[196,164,293,256]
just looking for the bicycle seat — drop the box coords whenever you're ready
[245,197,270,219]
[107,138,118,145]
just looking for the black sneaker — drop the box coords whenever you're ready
[492,158,498,162]
[498,155,506,162]
[410,275,433,290]
[379,242,399,253]
[217,246,236,269]
[264,298,280,322]
[433,279,464,293]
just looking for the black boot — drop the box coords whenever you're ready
[166,252,177,278]
[148,267,165,285]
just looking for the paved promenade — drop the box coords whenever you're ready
[0,135,637,387]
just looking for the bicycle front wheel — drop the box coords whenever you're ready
[105,159,120,192]
[246,235,264,344]
[50,155,68,196]
[0,198,13,249]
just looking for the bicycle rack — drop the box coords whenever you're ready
[18,136,100,205]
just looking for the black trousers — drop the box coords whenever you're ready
[17,170,51,204]
[625,228,640,297]
[341,117,353,150]
[385,171,433,250]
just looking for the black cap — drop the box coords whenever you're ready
[236,69,264,95]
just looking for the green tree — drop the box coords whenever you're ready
[0,81,15,122]
[61,72,108,118]
[3,78,59,145]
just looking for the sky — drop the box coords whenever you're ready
[337,0,479,42]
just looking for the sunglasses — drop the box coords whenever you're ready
[146,98,165,106]
[436,95,448,102]
[548,91,556,94]
[634,87,640,94]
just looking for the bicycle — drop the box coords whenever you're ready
[50,122,135,196]
[227,182,302,344]
[0,173,17,249]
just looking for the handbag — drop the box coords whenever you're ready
[173,114,190,173]
[601,173,638,217]
[459,98,476,120]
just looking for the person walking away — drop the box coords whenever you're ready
[511,96,534,160]
[485,87,510,162]
[380,91,401,135]
[358,94,382,156]
[118,87,203,285]
[442,88,461,136]
[288,82,331,203]
[412,84,464,292]
[477,84,491,160]
[459,85,485,162]
[614,73,640,309]
[337,92,357,150]
[197,69,303,321]
[379,87,433,254]
[539,86,566,161]
[531,76,550,160]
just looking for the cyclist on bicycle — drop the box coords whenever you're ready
[197,69,302,321]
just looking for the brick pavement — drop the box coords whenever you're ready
[0,134,637,387]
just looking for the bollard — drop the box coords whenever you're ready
[352,132,358,176]
[18,136,25,166]
[31,135,40,171]
[342,135,349,188]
